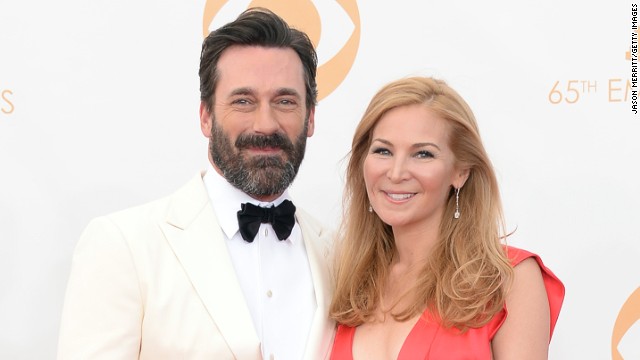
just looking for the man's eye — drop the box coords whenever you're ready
[277,99,296,106]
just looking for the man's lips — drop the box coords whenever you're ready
[244,146,283,154]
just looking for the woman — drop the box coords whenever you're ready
[329,77,564,359]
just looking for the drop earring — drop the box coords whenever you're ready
[368,205,373,213]
[454,187,461,219]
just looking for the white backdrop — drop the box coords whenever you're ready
[1,1,639,359]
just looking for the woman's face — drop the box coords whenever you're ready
[363,104,465,232]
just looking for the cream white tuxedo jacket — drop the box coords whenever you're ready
[57,173,336,359]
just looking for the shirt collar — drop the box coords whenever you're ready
[203,163,293,240]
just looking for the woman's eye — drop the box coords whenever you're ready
[416,150,434,159]
[372,147,391,156]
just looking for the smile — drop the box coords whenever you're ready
[385,192,415,201]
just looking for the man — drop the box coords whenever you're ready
[57,8,335,360]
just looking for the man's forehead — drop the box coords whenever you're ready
[215,46,306,98]
[217,46,305,76]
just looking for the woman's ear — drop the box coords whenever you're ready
[453,167,471,189]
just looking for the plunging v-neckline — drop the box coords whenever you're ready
[395,311,440,359]
[348,311,439,360]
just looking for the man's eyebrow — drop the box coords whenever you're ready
[229,87,255,96]
[275,88,302,98]
[227,87,301,99]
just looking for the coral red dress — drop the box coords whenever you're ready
[330,247,565,359]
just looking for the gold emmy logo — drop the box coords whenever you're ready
[612,287,640,359]
[202,0,360,101]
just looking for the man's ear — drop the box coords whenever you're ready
[306,106,315,137]
[199,101,212,138]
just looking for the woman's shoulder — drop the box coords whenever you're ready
[499,245,565,338]
[503,246,564,304]
[504,245,539,266]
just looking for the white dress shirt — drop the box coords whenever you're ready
[203,165,316,360]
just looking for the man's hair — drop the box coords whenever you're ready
[199,8,318,113]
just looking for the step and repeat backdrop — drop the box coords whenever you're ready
[1,0,639,358]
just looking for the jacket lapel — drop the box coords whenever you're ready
[297,210,336,360]
[159,173,261,359]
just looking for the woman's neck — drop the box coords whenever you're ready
[391,221,439,269]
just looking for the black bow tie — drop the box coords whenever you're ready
[237,200,296,242]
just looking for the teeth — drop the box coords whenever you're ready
[388,193,414,200]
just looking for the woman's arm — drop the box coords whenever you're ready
[492,257,551,359]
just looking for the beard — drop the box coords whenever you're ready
[209,118,308,198]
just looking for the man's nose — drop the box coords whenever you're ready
[252,103,279,135]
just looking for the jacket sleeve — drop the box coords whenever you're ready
[57,216,143,360]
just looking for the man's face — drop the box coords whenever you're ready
[200,45,315,201]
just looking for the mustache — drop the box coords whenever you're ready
[235,133,294,152]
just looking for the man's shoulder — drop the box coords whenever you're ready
[295,207,332,236]
[105,194,171,225]
[96,173,209,230]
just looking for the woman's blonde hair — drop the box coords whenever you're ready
[329,77,513,330]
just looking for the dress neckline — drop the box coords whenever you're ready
[344,311,440,360]
[396,311,440,359]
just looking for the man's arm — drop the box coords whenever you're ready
[57,216,143,360]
